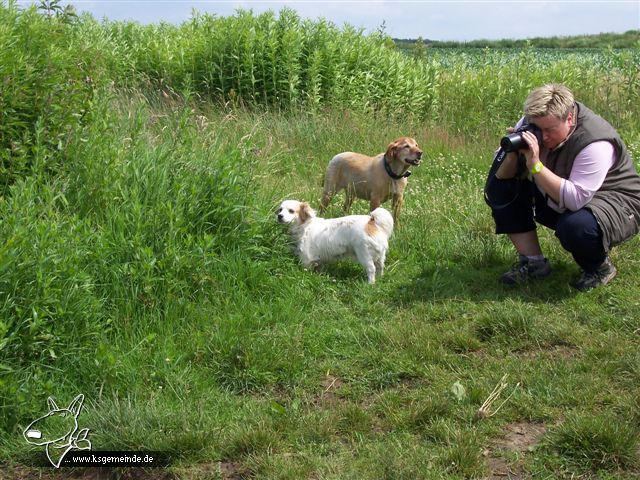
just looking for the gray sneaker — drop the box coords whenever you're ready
[500,256,551,285]
[573,257,617,291]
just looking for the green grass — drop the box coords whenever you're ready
[545,413,639,471]
[1,91,639,479]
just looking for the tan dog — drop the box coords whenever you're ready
[319,137,422,223]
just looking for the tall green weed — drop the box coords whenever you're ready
[93,9,639,138]
[100,8,440,119]
[0,2,97,191]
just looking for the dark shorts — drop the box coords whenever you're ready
[487,176,606,272]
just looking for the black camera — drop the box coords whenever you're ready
[500,123,543,152]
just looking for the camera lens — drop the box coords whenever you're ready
[500,133,527,152]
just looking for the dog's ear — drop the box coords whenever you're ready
[298,202,313,223]
[386,138,402,161]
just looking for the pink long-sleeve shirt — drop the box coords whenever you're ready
[514,117,616,213]
[544,141,615,212]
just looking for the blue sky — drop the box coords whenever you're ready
[14,1,640,41]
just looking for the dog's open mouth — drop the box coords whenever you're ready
[405,158,422,166]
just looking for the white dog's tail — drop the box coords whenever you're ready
[368,208,394,237]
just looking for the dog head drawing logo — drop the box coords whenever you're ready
[23,394,91,468]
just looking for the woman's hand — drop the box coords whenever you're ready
[521,130,541,170]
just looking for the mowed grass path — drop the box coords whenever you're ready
[3,95,640,479]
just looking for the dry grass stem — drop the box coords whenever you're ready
[477,374,521,419]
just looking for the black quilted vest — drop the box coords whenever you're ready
[545,102,640,250]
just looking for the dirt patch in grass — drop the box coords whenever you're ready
[469,346,579,363]
[5,462,252,480]
[307,374,344,407]
[515,345,579,360]
[484,422,547,479]
[174,461,251,479]
[3,466,177,480]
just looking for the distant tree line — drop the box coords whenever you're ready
[394,30,640,52]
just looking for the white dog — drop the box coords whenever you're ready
[276,200,394,284]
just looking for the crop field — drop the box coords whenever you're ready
[1,4,639,479]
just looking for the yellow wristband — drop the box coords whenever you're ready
[530,161,544,175]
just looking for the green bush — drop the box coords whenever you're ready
[101,8,440,118]
[0,2,96,191]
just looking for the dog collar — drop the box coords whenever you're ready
[383,155,411,179]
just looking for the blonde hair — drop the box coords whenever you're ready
[524,84,574,120]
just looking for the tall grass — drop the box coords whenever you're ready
[0,2,97,189]
[75,7,640,136]
[2,3,638,190]
[96,8,441,119]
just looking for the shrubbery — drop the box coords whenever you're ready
[0,2,97,190]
